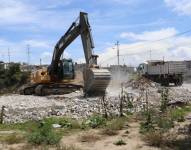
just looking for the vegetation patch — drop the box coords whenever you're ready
[0,63,29,93]
[101,117,126,136]
[144,131,164,147]
[44,117,81,129]
[81,115,106,129]
[0,133,25,144]
[27,121,61,145]
[113,139,126,146]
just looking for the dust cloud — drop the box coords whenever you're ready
[107,70,129,96]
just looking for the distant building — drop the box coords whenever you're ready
[108,65,135,74]
[0,61,10,69]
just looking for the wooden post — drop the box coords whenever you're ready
[0,106,5,124]
[120,86,124,117]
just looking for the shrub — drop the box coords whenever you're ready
[156,115,174,130]
[113,139,126,146]
[144,131,163,147]
[170,108,185,122]
[82,115,106,129]
[108,118,126,130]
[160,88,169,112]
[27,121,61,145]
[101,117,126,136]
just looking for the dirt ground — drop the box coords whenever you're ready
[60,121,159,150]
[0,120,160,150]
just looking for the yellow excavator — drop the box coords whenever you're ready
[20,12,111,96]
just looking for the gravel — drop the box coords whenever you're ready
[0,91,120,123]
[1,80,191,123]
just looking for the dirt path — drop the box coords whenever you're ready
[61,122,160,150]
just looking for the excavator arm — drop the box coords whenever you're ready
[49,12,96,76]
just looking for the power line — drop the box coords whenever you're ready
[99,27,191,65]
[115,41,120,65]
[27,44,30,65]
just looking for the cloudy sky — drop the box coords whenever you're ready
[0,0,191,66]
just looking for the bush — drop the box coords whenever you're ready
[156,115,174,130]
[113,139,126,146]
[0,63,29,92]
[101,117,126,136]
[170,108,185,122]
[144,131,163,147]
[82,115,106,129]
[27,121,61,145]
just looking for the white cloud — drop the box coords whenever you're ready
[22,40,51,49]
[0,0,76,31]
[0,38,54,64]
[120,28,177,41]
[98,27,191,67]
[41,51,52,64]
[164,0,191,15]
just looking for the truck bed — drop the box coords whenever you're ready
[146,61,187,75]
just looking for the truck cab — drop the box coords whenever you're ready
[137,63,147,75]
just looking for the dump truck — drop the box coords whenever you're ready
[137,60,187,86]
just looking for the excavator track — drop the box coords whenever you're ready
[20,83,83,96]
[19,83,38,95]
[34,83,83,96]
[84,68,111,96]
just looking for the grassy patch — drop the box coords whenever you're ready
[144,131,163,147]
[0,120,39,131]
[44,117,81,129]
[101,117,126,136]
[27,121,61,145]
[81,115,106,129]
[113,139,126,146]
[1,133,25,144]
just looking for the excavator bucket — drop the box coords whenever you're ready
[83,68,111,96]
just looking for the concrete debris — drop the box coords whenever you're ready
[1,77,191,123]
[52,124,62,128]
[0,92,120,123]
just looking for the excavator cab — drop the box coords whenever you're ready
[62,59,75,79]
[57,59,75,80]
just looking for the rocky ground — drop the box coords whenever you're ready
[0,78,191,123]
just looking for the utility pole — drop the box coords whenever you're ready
[8,48,10,64]
[27,44,31,71]
[149,50,152,61]
[115,41,120,66]
[40,58,42,66]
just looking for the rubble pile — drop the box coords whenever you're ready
[122,77,191,109]
[0,92,120,123]
[123,77,158,90]
[0,77,191,123]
